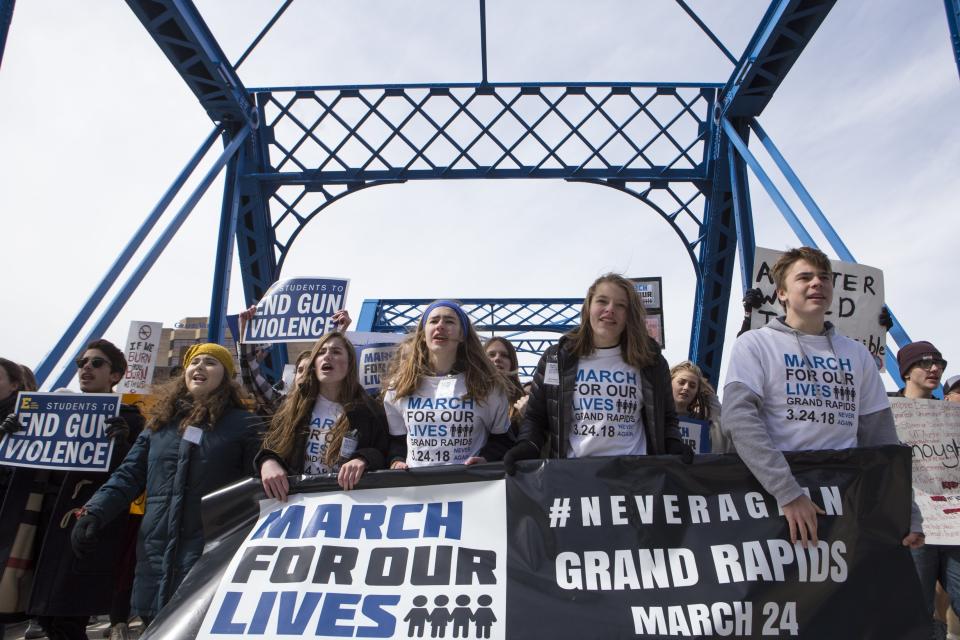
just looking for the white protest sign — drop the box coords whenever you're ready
[242,277,350,344]
[749,247,886,369]
[891,397,960,545]
[117,320,163,394]
[197,480,507,640]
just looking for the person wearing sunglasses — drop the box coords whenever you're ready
[891,341,948,401]
[71,343,259,631]
[0,340,146,640]
[890,340,958,638]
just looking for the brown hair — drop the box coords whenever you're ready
[771,247,832,309]
[263,332,367,466]
[483,337,525,416]
[0,358,27,397]
[385,302,505,402]
[669,361,716,420]
[568,273,656,369]
[19,365,37,392]
[82,339,127,376]
[148,364,248,432]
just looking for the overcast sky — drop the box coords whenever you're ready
[1,0,957,391]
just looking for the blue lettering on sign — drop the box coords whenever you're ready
[251,502,463,540]
[209,591,399,637]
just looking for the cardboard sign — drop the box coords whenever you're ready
[117,320,163,394]
[242,277,350,344]
[0,391,120,472]
[748,247,886,369]
[891,397,960,544]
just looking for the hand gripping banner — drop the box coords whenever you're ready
[143,446,927,640]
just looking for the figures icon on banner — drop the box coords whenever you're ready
[404,594,497,638]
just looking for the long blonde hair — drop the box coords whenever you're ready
[385,302,505,402]
[262,332,366,466]
[669,360,716,420]
[568,273,657,368]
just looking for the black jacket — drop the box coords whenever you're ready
[518,336,682,458]
[255,395,390,474]
[22,404,144,617]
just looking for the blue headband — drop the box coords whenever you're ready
[420,300,471,334]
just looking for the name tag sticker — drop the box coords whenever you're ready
[436,377,458,398]
[183,426,203,445]
[544,362,560,386]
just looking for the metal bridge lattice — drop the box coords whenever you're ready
[22,0,952,389]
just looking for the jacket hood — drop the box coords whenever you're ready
[765,316,836,338]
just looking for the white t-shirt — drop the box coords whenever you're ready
[724,325,889,451]
[383,373,510,467]
[568,346,648,458]
[303,396,342,475]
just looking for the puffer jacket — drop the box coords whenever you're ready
[518,336,682,457]
[83,407,260,617]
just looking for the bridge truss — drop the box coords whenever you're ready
[11,0,953,389]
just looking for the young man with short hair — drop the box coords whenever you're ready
[721,246,923,549]
[893,341,948,400]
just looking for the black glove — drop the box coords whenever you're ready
[665,439,695,464]
[742,288,765,311]
[104,416,129,441]
[878,306,893,330]
[0,413,22,436]
[71,512,101,559]
[502,440,539,476]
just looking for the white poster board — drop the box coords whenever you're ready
[116,320,163,394]
[892,397,960,544]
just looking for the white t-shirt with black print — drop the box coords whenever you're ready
[303,395,342,475]
[384,373,511,467]
[568,346,647,458]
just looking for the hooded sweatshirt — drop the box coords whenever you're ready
[722,317,921,532]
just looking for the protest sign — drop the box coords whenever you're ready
[678,416,711,454]
[149,447,925,640]
[748,247,886,368]
[346,332,405,394]
[891,397,960,545]
[242,278,349,344]
[198,480,506,640]
[631,277,665,348]
[0,391,120,472]
[117,320,163,394]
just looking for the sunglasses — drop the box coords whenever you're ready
[914,357,948,371]
[75,356,110,370]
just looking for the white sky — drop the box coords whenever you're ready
[1,0,957,391]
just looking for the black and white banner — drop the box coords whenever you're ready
[148,447,927,640]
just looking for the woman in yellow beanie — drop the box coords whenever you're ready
[71,343,260,626]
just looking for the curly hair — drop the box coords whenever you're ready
[148,364,248,433]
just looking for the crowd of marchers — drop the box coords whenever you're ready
[1,246,958,640]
